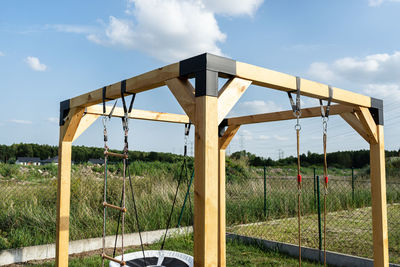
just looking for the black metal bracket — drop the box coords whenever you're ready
[179,53,236,97]
[59,99,70,126]
[369,97,384,126]
[218,119,228,137]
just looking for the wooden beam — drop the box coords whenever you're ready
[217,125,240,267]
[218,149,226,267]
[56,108,84,267]
[236,61,372,108]
[166,78,196,122]
[356,107,378,144]
[340,112,370,143]
[194,96,218,267]
[69,63,179,109]
[217,78,252,124]
[86,105,190,124]
[219,125,240,150]
[72,113,100,142]
[370,125,389,267]
[226,105,354,126]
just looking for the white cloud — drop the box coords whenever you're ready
[368,0,400,6]
[307,51,400,84]
[47,117,59,123]
[241,129,253,140]
[234,100,283,115]
[0,51,4,56]
[202,0,263,16]
[258,135,270,140]
[273,135,288,141]
[87,0,263,62]
[364,84,400,102]
[46,24,95,34]
[25,56,47,71]
[9,119,32,125]
[369,0,384,6]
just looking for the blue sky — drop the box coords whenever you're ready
[1,0,399,159]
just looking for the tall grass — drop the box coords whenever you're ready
[0,161,399,251]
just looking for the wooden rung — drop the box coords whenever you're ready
[105,151,128,158]
[102,253,126,266]
[103,202,127,212]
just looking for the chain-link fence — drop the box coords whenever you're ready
[0,162,195,251]
[226,167,400,264]
[0,163,399,264]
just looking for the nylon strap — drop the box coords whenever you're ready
[319,86,333,118]
[102,86,118,118]
[287,76,301,114]
[120,79,136,115]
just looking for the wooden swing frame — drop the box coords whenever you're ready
[56,53,388,267]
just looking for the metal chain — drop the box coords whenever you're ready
[101,116,108,267]
[294,111,302,267]
[322,116,328,267]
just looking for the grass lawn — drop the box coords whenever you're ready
[10,234,327,267]
[229,204,400,264]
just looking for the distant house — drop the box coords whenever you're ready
[16,157,41,166]
[41,156,58,165]
[88,158,104,165]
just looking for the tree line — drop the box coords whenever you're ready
[231,149,400,168]
[0,143,399,168]
[0,143,184,164]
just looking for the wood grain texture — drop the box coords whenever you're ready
[86,105,190,124]
[219,125,240,150]
[356,107,378,144]
[72,113,99,142]
[370,125,389,267]
[217,78,251,124]
[70,63,179,109]
[226,105,354,126]
[166,78,196,122]
[236,61,372,108]
[194,96,219,267]
[340,112,370,143]
[218,149,226,267]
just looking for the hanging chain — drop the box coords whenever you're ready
[295,110,302,267]
[322,115,328,267]
[101,116,108,267]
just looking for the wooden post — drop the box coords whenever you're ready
[56,108,84,267]
[370,125,389,267]
[194,96,219,267]
[218,149,226,267]
[218,125,240,267]
[55,140,72,267]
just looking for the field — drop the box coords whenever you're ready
[0,160,399,264]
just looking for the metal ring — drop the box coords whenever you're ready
[295,124,301,131]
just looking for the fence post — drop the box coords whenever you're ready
[313,167,316,209]
[264,165,267,218]
[317,175,322,251]
[351,167,355,204]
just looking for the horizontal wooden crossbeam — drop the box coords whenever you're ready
[236,62,373,108]
[69,63,179,109]
[86,105,190,124]
[225,105,355,126]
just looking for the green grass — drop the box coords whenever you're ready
[0,162,399,264]
[19,234,327,267]
[229,204,400,264]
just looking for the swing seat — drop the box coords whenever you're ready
[109,250,193,267]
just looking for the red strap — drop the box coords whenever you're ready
[297,174,302,183]
[325,176,328,184]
